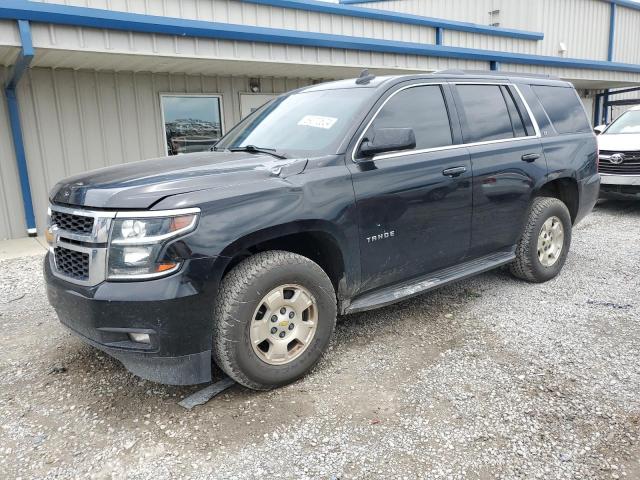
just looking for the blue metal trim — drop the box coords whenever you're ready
[608,2,616,61]
[1,1,640,74]
[435,27,443,46]
[5,19,33,89]
[242,0,544,40]
[4,19,36,234]
[610,0,640,11]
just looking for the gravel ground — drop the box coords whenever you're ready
[0,198,638,479]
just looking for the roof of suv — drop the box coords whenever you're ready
[299,71,573,94]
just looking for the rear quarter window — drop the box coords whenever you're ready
[531,85,591,134]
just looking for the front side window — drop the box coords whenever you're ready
[531,85,591,135]
[365,85,453,152]
[456,84,515,143]
[161,95,223,156]
[216,88,373,157]
[604,109,640,134]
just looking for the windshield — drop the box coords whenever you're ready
[215,88,373,156]
[605,110,640,134]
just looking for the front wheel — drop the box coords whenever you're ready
[510,196,572,283]
[212,251,337,390]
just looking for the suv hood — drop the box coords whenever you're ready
[50,151,306,209]
[597,133,640,151]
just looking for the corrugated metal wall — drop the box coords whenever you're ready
[0,68,27,240]
[33,0,438,43]
[614,5,640,65]
[11,68,315,234]
[336,0,615,61]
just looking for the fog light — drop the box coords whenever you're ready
[128,333,151,344]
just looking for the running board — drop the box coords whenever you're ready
[345,250,515,314]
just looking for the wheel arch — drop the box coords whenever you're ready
[534,177,579,224]
[214,220,356,301]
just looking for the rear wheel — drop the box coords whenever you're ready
[510,196,572,283]
[212,250,337,390]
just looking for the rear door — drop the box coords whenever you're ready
[348,83,472,292]
[451,83,546,258]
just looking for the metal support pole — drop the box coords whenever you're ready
[603,88,611,124]
[4,20,36,236]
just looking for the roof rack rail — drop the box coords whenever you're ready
[433,69,560,80]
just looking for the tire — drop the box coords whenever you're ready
[212,250,337,390]
[510,196,572,283]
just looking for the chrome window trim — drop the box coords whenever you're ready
[47,205,201,286]
[351,81,542,163]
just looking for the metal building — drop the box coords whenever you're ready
[1,0,639,239]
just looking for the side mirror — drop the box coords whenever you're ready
[359,128,416,158]
[594,124,606,135]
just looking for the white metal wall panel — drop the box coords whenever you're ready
[613,6,640,65]
[27,0,636,70]
[330,0,612,61]
[32,0,438,44]
[16,68,317,233]
[0,20,20,46]
[0,20,20,67]
[537,0,609,60]
[28,22,488,75]
[0,68,27,240]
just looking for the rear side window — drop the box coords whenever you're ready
[531,85,591,134]
[456,84,516,143]
[368,85,453,150]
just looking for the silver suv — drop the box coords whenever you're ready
[596,105,640,199]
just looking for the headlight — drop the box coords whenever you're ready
[107,209,199,279]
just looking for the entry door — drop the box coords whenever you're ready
[452,83,546,258]
[348,84,472,292]
[239,94,278,119]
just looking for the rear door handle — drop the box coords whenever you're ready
[442,166,467,177]
[521,153,540,162]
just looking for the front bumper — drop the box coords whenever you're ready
[599,174,640,198]
[45,256,217,385]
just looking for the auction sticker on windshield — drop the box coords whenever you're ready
[298,115,338,129]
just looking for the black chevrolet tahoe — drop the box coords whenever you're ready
[45,72,600,390]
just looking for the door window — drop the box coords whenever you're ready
[161,95,223,155]
[456,84,515,143]
[366,85,453,152]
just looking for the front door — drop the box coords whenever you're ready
[348,83,472,292]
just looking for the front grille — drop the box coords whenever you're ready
[54,247,90,281]
[51,211,94,234]
[599,150,640,175]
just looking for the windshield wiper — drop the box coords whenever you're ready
[228,145,288,159]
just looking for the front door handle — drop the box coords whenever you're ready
[442,166,467,177]
[521,153,540,162]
